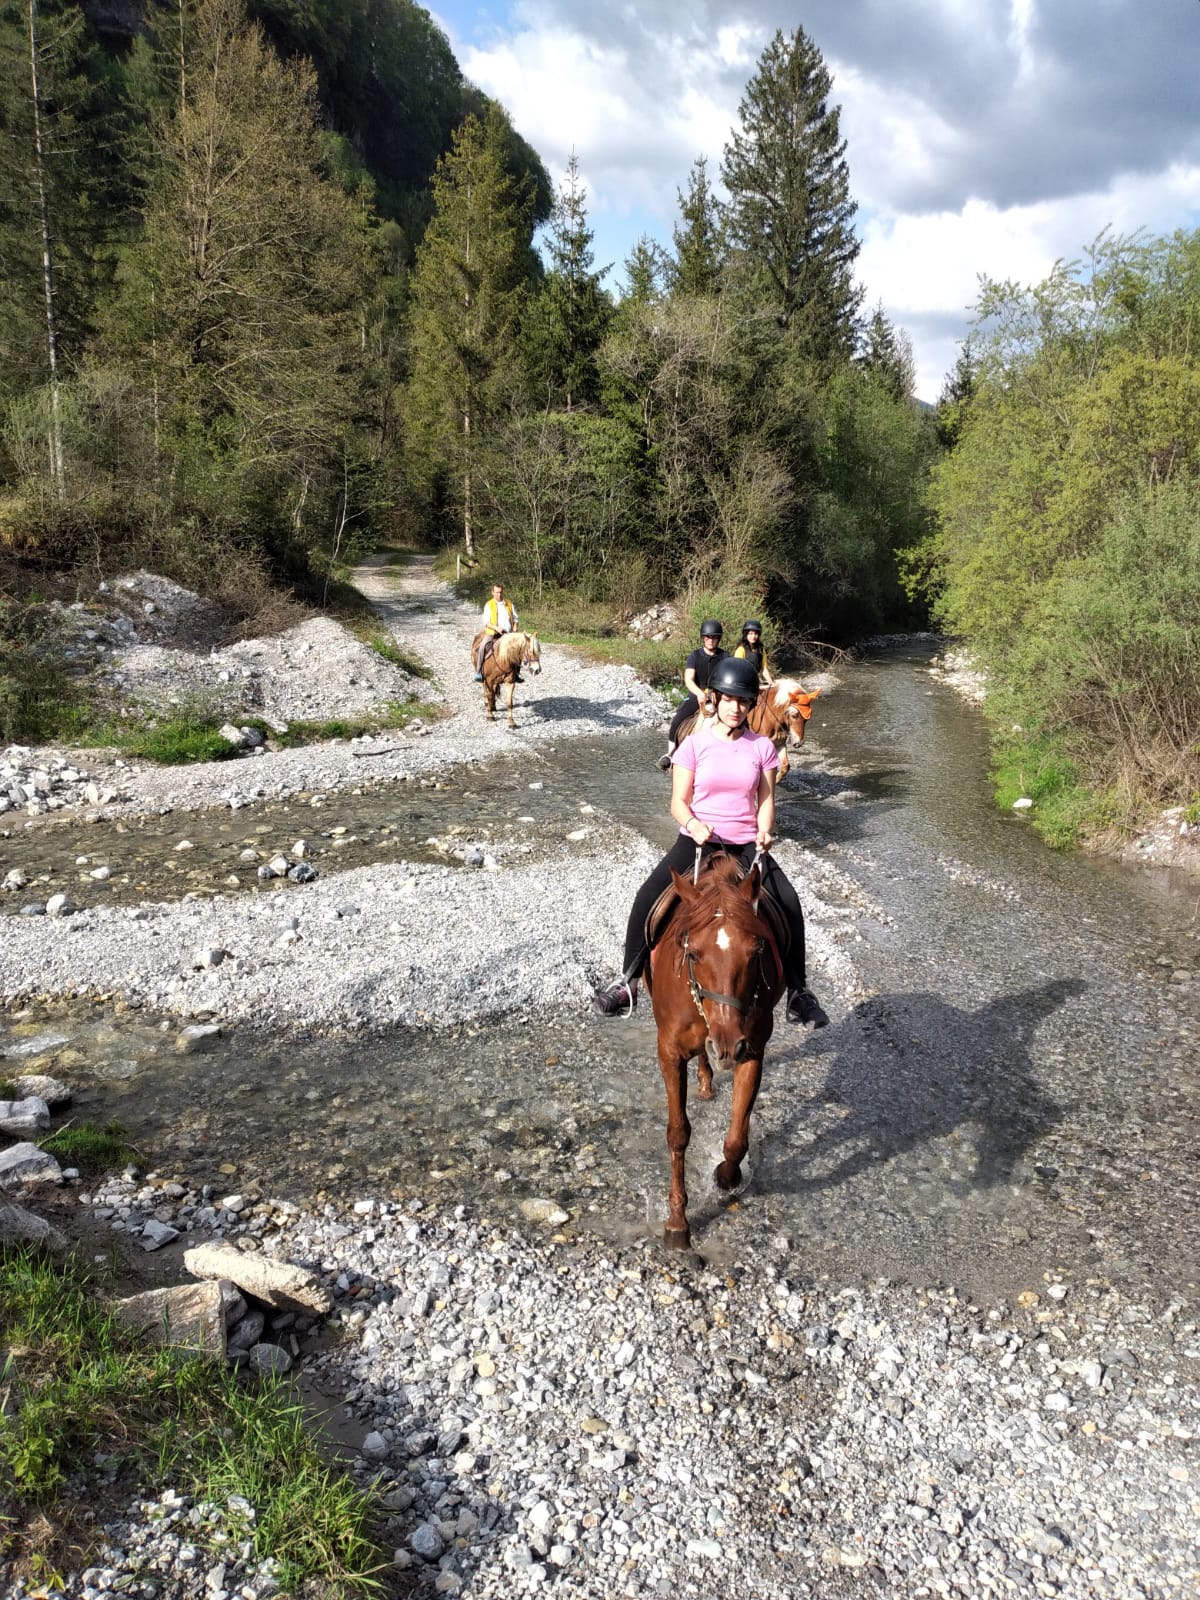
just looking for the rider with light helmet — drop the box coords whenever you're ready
[733,619,773,686]
[595,653,828,1028]
[657,618,726,771]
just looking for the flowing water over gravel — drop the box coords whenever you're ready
[2,569,1197,1600]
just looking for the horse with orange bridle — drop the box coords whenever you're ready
[675,678,821,777]
[644,852,786,1248]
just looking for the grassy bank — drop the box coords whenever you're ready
[0,1247,383,1595]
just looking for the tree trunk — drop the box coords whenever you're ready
[27,0,64,499]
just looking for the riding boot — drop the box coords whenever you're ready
[593,979,638,1017]
[656,740,676,773]
[786,987,829,1028]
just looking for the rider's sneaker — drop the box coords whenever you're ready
[473,671,484,682]
[592,981,637,1017]
[656,751,673,772]
[786,987,829,1028]
[513,673,525,683]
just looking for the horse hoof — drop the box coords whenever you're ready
[663,1225,692,1251]
[698,1081,715,1101]
[714,1161,742,1192]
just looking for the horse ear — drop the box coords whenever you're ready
[745,861,762,913]
[668,867,691,894]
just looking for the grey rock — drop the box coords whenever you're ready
[246,1342,293,1375]
[115,1280,228,1355]
[183,1242,333,1314]
[0,1096,51,1135]
[0,1142,63,1187]
[0,1200,68,1252]
[11,1074,72,1108]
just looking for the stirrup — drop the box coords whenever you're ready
[592,981,636,1017]
[786,987,829,1028]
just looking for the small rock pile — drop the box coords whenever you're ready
[625,602,681,642]
[0,745,120,817]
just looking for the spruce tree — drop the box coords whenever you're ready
[621,235,664,311]
[523,152,610,412]
[669,156,722,298]
[404,104,532,554]
[860,303,915,403]
[721,26,861,362]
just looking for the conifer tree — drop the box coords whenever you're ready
[621,235,664,311]
[522,152,610,412]
[860,303,916,403]
[404,104,533,554]
[721,26,861,361]
[669,156,722,298]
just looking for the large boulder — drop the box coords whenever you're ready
[183,1243,332,1314]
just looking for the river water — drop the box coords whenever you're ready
[5,649,1197,1304]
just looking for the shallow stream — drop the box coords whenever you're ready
[4,649,1197,1303]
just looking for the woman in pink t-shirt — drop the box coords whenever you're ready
[593,656,827,1027]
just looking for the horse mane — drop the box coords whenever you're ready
[494,632,528,667]
[675,854,761,941]
[770,676,804,707]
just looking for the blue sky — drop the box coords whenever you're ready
[430,1,1200,400]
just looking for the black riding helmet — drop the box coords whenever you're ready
[699,618,724,639]
[709,656,760,702]
[741,618,763,635]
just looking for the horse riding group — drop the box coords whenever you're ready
[471,594,826,1247]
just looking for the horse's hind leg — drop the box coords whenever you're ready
[715,1057,762,1191]
[659,1045,692,1247]
[506,679,516,729]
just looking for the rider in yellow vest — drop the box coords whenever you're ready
[475,584,518,679]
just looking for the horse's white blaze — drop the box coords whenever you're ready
[715,926,731,951]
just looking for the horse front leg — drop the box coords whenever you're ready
[778,747,790,779]
[506,677,516,730]
[659,1044,692,1248]
[715,1055,763,1192]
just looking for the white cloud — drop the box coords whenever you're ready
[442,1,1200,400]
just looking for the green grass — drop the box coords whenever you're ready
[991,728,1110,850]
[39,1120,137,1178]
[0,1250,384,1594]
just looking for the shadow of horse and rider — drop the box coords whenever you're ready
[762,977,1083,1200]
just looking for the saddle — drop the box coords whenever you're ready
[643,870,791,962]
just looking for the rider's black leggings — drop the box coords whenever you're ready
[667,695,701,745]
[622,835,808,991]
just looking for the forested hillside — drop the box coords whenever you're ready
[1,8,930,637]
[3,3,1195,840]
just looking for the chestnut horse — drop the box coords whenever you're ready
[470,630,542,728]
[645,853,785,1247]
[676,678,821,777]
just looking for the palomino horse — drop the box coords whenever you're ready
[645,853,785,1248]
[470,630,542,728]
[675,678,821,777]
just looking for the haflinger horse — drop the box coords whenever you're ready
[677,678,821,777]
[470,629,542,729]
[644,852,785,1248]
